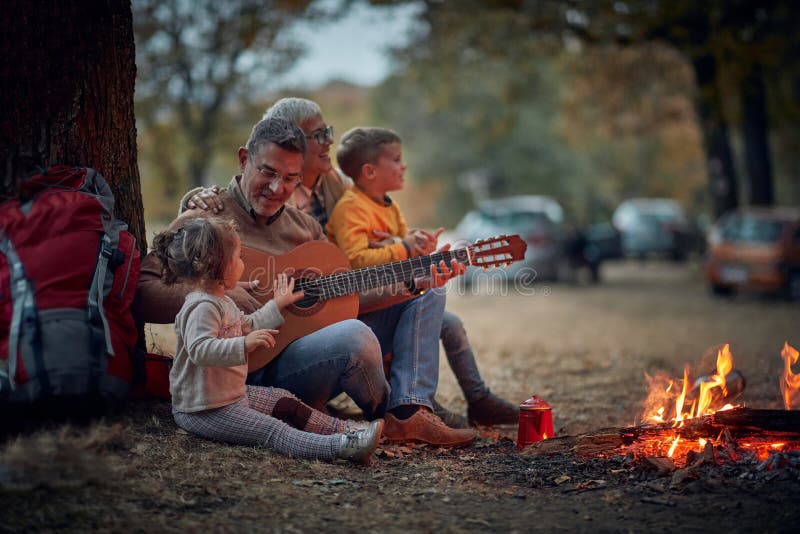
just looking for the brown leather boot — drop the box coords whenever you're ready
[383,408,476,446]
[467,392,520,426]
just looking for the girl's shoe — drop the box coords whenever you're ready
[337,419,384,465]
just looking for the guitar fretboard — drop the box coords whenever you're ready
[295,248,471,301]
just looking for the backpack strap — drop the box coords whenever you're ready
[0,232,44,392]
[87,234,115,357]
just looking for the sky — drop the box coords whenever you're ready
[278,0,423,89]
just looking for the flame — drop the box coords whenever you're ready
[674,366,690,423]
[780,342,800,410]
[696,345,732,417]
[698,438,707,448]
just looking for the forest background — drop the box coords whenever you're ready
[133,0,800,236]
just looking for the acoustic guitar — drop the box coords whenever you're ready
[240,235,526,371]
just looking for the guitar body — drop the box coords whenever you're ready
[241,241,359,371]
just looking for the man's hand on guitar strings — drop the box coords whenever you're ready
[272,273,305,309]
[416,243,465,290]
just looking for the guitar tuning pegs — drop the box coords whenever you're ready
[482,266,488,272]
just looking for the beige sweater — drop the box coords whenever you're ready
[171,291,283,412]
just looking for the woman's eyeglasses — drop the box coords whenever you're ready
[305,125,334,145]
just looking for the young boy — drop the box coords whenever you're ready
[326,127,439,269]
[326,127,520,429]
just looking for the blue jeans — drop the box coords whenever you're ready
[358,289,446,410]
[247,319,389,420]
[440,310,489,403]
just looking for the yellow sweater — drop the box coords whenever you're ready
[326,187,409,268]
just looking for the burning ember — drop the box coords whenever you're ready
[780,342,800,410]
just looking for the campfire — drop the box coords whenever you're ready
[527,343,800,474]
[625,343,800,466]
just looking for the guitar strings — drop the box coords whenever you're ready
[282,247,472,302]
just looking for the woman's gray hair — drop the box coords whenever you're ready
[263,97,322,126]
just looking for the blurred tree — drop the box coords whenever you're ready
[373,1,702,225]
[1,0,145,252]
[379,0,800,217]
[133,0,333,194]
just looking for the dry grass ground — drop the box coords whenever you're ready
[3,260,800,532]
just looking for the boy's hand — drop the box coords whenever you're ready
[272,273,304,309]
[368,229,395,249]
[245,329,279,353]
[409,227,443,256]
[187,186,225,213]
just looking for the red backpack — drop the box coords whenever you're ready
[0,166,140,409]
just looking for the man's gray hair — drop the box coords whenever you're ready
[245,117,306,157]
[263,97,322,126]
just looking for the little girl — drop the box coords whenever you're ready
[152,217,383,465]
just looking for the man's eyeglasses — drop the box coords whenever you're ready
[305,125,334,145]
[254,165,302,190]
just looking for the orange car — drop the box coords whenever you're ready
[705,207,800,300]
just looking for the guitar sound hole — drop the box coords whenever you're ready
[291,276,321,312]
[294,293,319,309]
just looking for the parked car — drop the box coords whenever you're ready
[451,195,565,285]
[705,206,800,300]
[612,198,697,260]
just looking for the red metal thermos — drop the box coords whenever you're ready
[517,395,554,449]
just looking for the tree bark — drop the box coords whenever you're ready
[691,53,740,219]
[0,0,146,254]
[741,62,774,206]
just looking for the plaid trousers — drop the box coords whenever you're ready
[173,386,347,460]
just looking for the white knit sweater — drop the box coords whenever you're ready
[170,291,284,412]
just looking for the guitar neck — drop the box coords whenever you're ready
[296,248,470,301]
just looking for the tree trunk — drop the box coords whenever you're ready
[691,53,739,219]
[0,0,146,254]
[741,62,774,206]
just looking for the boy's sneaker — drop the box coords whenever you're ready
[383,408,476,447]
[467,392,520,426]
[337,419,384,465]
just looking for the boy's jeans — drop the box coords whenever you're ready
[247,319,389,420]
[440,310,490,403]
[358,288,446,411]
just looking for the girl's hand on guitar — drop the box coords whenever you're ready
[245,329,279,353]
[272,273,305,309]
